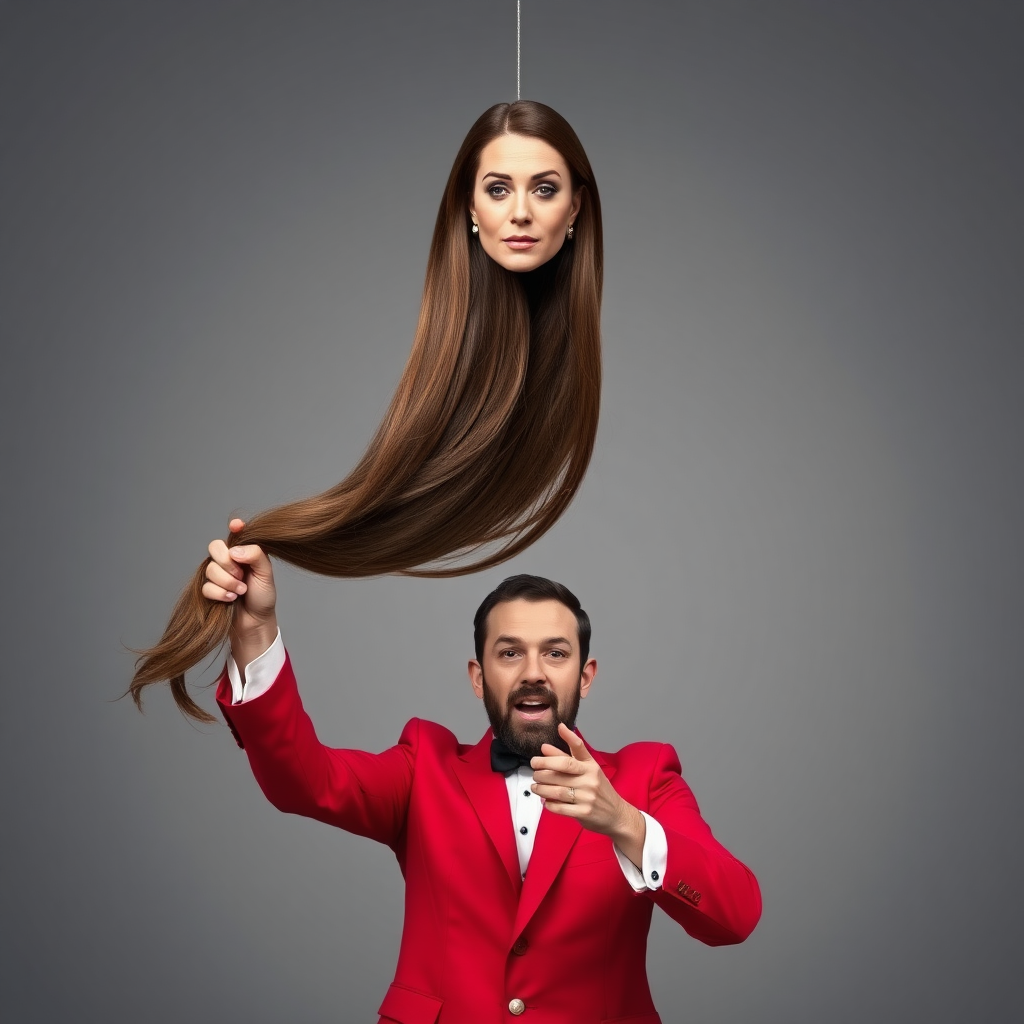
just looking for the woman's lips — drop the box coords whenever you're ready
[504,236,538,250]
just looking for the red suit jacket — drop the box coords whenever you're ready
[217,655,761,1024]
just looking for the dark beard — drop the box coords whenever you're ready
[482,673,582,761]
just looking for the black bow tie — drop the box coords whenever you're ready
[490,733,571,774]
[490,737,533,774]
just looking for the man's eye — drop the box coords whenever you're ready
[500,649,519,658]
[548,650,566,658]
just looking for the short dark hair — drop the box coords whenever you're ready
[473,574,591,667]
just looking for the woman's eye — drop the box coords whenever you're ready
[535,184,557,197]
[487,184,510,198]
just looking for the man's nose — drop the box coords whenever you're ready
[521,651,547,683]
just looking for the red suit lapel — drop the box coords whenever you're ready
[451,729,618,940]
[452,730,523,898]
[513,740,616,942]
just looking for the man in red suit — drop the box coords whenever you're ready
[205,520,761,1023]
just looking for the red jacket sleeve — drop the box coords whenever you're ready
[645,742,762,945]
[216,654,416,849]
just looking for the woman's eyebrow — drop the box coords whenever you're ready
[482,169,563,182]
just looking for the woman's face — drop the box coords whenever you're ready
[469,134,582,273]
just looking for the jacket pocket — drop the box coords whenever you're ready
[377,982,444,1024]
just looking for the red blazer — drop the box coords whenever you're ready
[217,655,761,1024]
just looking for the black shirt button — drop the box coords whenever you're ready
[651,870,660,881]
[523,790,531,796]
[520,826,529,835]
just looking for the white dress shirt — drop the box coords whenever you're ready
[228,631,667,891]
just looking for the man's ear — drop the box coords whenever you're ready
[579,657,597,699]
[468,659,484,699]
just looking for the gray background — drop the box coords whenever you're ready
[2,2,1022,1021]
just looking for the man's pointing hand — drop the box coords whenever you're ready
[531,724,646,865]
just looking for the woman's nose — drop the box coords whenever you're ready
[511,193,532,224]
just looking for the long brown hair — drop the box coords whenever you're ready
[130,100,603,722]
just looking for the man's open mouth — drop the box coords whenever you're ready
[513,696,553,721]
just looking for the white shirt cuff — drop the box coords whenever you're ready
[226,629,285,704]
[614,811,667,892]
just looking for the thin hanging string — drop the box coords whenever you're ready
[517,1,521,100]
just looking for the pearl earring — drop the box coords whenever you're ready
[567,224,574,239]
[471,223,479,234]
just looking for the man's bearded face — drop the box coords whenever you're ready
[482,671,583,760]
[470,598,594,759]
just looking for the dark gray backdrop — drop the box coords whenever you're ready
[2,2,1022,1021]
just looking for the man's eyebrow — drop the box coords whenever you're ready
[492,634,573,648]
[481,169,563,182]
